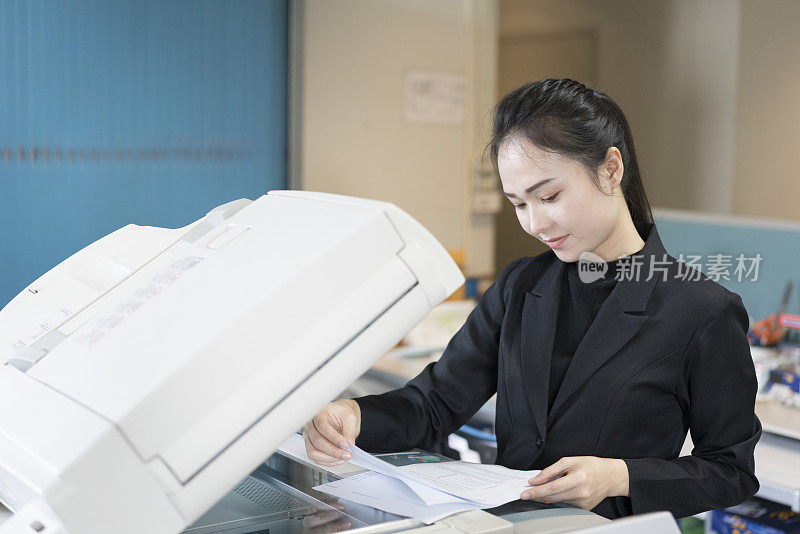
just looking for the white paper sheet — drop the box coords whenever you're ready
[399,461,541,507]
[347,442,539,507]
[282,432,541,523]
[313,442,541,523]
[404,70,465,124]
[347,442,461,505]
[277,432,366,477]
[314,471,480,524]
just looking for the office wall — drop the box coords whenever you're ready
[734,0,800,221]
[496,0,800,319]
[0,1,288,307]
[598,0,740,215]
[500,0,800,226]
[499,0,741,215]
[299,0,499,276]
[494,25,596,271]
[298,0,800,278]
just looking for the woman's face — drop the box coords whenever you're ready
[497,136,622,263]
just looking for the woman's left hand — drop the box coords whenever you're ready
[520,456,629,510]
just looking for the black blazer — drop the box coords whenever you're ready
[354,221,761,519]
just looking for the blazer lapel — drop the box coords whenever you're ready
[520,259,565,438]
[548,222,666,422]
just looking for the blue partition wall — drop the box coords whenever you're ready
[0,1,288,306]
[655,211,800,322]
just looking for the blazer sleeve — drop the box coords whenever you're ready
[618,291,762,518]
[353,258,526,453]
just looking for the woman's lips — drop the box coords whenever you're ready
[545,235,568,249]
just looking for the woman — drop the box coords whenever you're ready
[302,78,761,520]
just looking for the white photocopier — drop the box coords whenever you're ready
[0,191,680,534]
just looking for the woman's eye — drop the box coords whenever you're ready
[514,203,526,210]
[541,192,560,203]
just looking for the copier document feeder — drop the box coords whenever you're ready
[0,191,464,534]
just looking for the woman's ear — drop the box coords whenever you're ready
[601,147,624,193]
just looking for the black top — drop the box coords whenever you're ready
[548,222,648,412]
[549,256,624,412]
[354,221,761,520]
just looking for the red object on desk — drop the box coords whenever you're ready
[753,314,787,346]
[779,313,800,330]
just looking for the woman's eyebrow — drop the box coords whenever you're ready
[503,177,558,198]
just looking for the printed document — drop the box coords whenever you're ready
[312,441,540,523]
[315,471,481,524]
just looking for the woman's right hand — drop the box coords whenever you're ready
[302,399,362,466]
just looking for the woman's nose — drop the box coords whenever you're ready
[527,211,551,238]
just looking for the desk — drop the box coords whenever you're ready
[752,399,800,511]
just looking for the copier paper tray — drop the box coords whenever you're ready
[0,191,464,534]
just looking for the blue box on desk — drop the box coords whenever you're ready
[711,498,800,534]
[768,370,800,394]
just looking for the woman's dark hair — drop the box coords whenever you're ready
[489,78,653,225]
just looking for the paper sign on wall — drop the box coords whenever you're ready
[404,70,465,124]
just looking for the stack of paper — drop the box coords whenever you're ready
[312,442,540,524]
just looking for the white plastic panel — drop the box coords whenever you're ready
[0,366,184,534]
[0,225,182,364]
[168,285,433,523]
[28,195,408,467]
[160,255,416,482]
[0,191,464,534]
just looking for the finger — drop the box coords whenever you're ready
[303,427,339,464]
[312,417,351,458]
[302,424,317,456]
[326,408,353,446]
[521,472,578,502]
[315,411,350,449]
[533,489,594,509]
[529,457,575,485]
[307,449,346,467]
[303,425,348,465]
[307,421,352,461]
[341,412,358,445]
